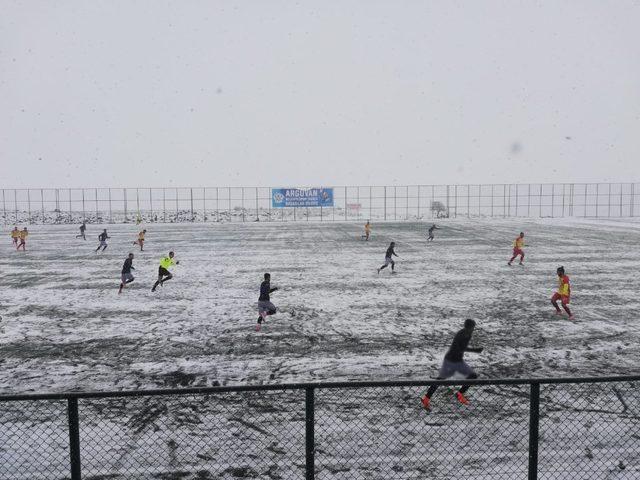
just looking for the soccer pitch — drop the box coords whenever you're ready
[1,217,639,394]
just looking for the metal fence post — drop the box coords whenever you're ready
[2,189,6,225]
[150,188,154,221]
[136,188,141,221]
[123,188,128,222]
[631,183,635,217]
[620,183,623,217]
[608,183,611,218]
[68,397,82,480]
[344,187,348,221]
[503,184,506,218]
[595,184,599,218]
[405,186,409,220]
[394,186,397,220]
[14,189,18,222]
[528,382,540,480]
[384,186,387,221]
[176,188,179,221]
[27,189,31,224]
[417,185,421,219]
[241,188,245,222]
[490,185,494,217]
[369,186,372,220]
[539,184,542,217]
[163,188,167,223]
[255,187,259,221]
[467,185,470,218]
[190,188,195,221]
[108,188,112,223]
[305,387,315,480]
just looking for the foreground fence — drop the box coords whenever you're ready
[1,376,638,479]
[1,183,639,225]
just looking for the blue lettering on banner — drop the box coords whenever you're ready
[272,188,334,208]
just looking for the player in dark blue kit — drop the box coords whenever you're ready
[256,273,279,331]
[377,242,399,274]
[421,319,483,411]
[427,224,439,241]
[118,253,135,294]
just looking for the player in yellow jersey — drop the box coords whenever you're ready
[362,221,371,241]
[151,251,179,292]
[16,227,28,251]
[551,266,574,320]
[10,227,19,247]
[133,229,146,251]
[508,232,525,266]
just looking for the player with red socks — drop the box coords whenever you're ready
[508,232,525,266]
[551,266,574,320]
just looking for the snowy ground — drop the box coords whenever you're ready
[1,217,639,392]
[1,218,639,478]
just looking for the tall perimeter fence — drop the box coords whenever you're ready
[1,183,639,225]
[1,376,638,479]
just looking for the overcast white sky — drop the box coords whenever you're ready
[1,1,639,188]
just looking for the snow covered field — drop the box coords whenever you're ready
[1,218,639,478]
[1,217,639,392]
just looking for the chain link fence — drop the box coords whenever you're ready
[1,183,639,225]
[1,377,638,479]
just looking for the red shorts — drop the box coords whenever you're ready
[512,248,523,256]
[551,293,570,305]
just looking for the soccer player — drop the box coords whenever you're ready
[508,232,525,266]
[377,242,399,274]
[151,251,179,292]
[95,229,110,253]
[427,224,439,241]
[133,229,146,251]
[362,221,371,241]
[118,253,135,294]
[10,226,19,246]
[76,222,87,240]
[256,272,279,331]
[16,227,28,251]
[421,319,484,412]
[551,266,574,319]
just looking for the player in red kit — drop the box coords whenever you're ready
[551,266,574,320]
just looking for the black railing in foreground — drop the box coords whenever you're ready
[1,376,638,480]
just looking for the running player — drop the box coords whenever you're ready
[256,272,279,331]
[95,229,110,253]
[551,266,574,319]
[10,227,19,246]
[377,242,399,274]
[118,253,135,294]
[421,319,483,412]
[427,224,439,241]
[16,227,28,251]
[508,232,525,266]
[362,221,371,241]
[133,229,146,251]
[151,251,179,292]
[76,222,87,240]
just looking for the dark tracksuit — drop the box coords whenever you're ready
[257,281,278,324]
[425,328,482,399]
